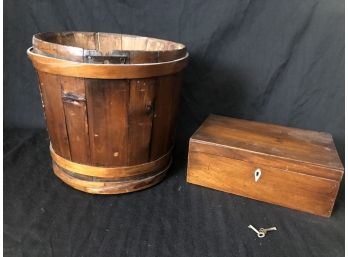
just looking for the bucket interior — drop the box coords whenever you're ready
[34,32,185,52]
[32,32,187,63]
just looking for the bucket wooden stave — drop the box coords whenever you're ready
[27,32,188,194]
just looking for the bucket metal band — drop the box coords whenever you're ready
[27,47,189,79]
[50,144,173,179]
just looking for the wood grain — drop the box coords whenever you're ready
[37,72,71,159]
[28,48,188,79]
[50,144,171,179]
[86,79,129,166]
[53,162,168,194]
[32,32,186,62]
[128,79,156,165]
[187,114,344,217]
[97,33,122,55]
[150,73,182,160]
[192,114,343,170]
[61,76,90,164]
[29,32,187,194]
[188,152,339,217]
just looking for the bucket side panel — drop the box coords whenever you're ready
[86,79,129,166]
[61,77,91,164]
[126,51,159,165]
[150,73,182,160]
[37,72,71,159]
[127,79,156,165]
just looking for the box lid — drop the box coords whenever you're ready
[190,115,344,180]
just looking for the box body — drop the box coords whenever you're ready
[187,115,344,217]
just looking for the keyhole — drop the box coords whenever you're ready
[254,168,262,182]
[145,102,153,115]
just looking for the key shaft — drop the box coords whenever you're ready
[260,227,277,233]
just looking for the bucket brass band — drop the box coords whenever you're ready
[27,48,189,79]
[51,145,173,194]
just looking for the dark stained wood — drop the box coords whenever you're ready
[127,51,159,165]
[192,115,343,170]
[129,51,158,64]
[189,140,342,181]
[27,48,188,80]
[150,73,182,160]
[188,152,339,217]
[158,48,187,62]
[128,79,156,165]
[29,32,188,194]
[37,72,71,159]
[187,114,344,217]
[61,76,90,164]
[86,79,129,166]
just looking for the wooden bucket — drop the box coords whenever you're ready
[27,32,188,194]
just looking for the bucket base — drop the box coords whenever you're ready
[49,144,172,194]
[52,161,169,194]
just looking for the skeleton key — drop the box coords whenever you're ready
[248,225,266,238]
[259,227,277,235]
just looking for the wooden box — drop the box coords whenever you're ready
[187,115,344,217]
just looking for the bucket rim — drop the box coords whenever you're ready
[27,47,189,79]
[33,31,186,51]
